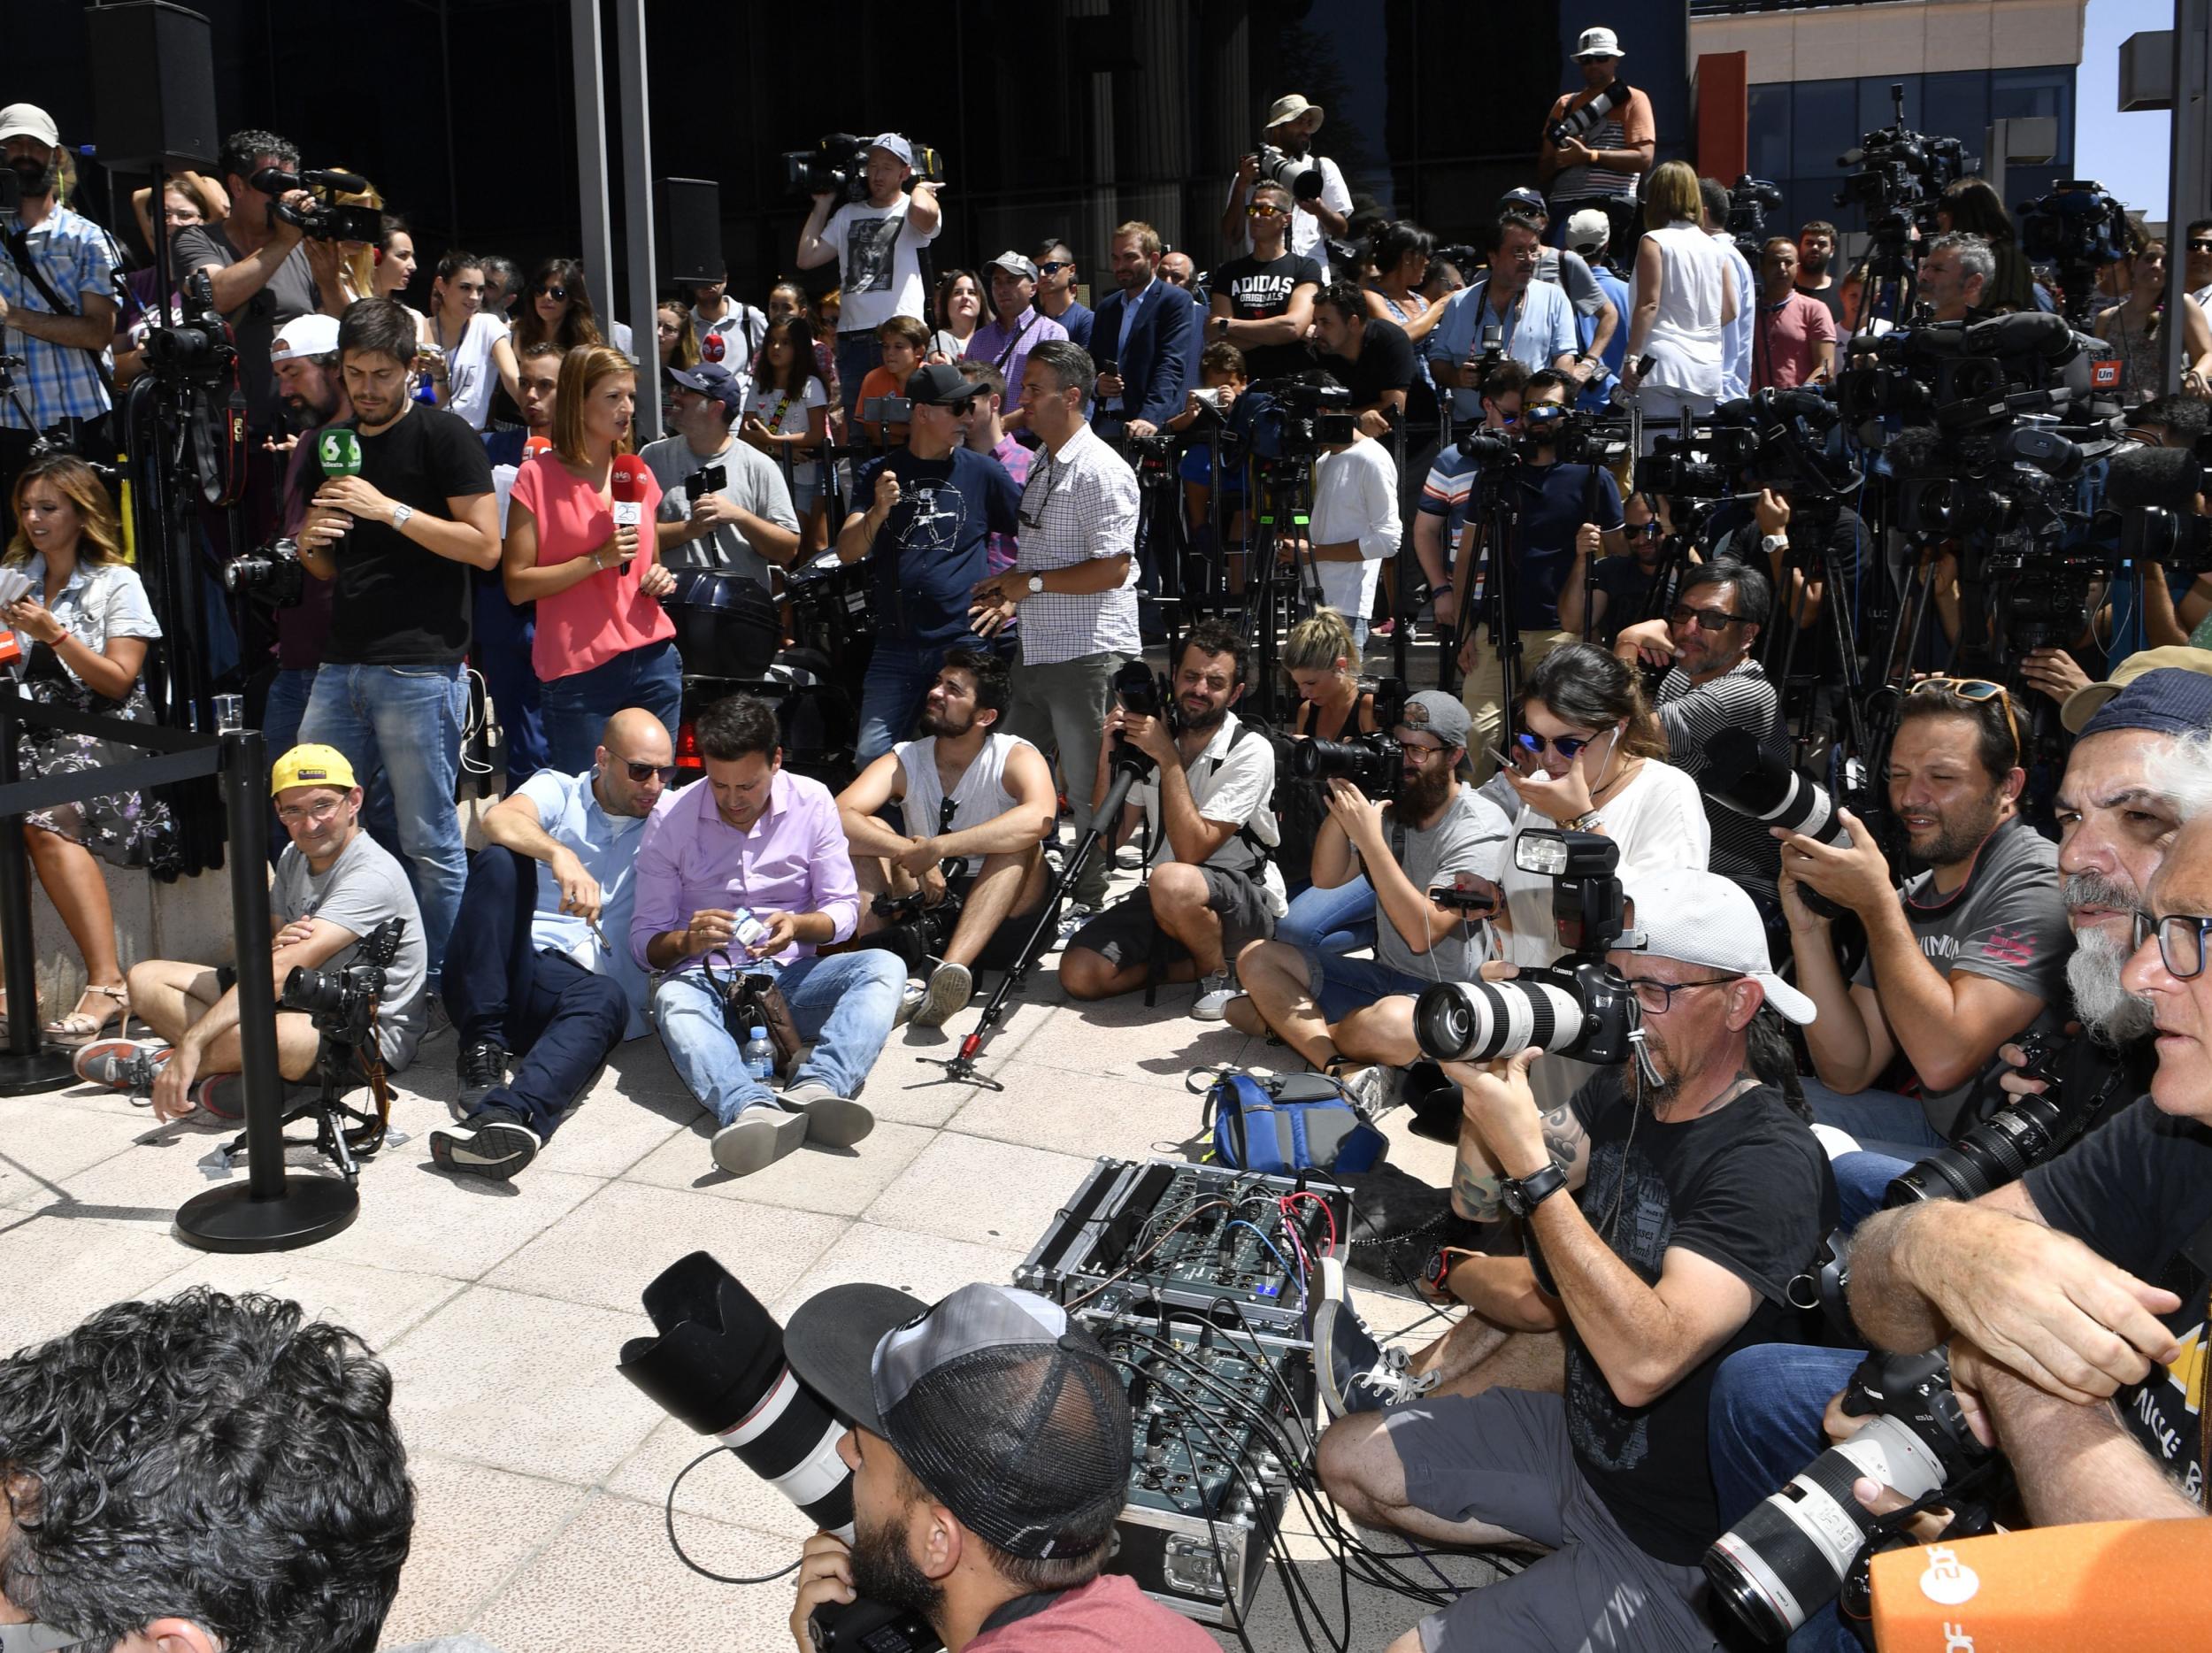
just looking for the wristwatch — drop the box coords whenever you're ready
[1563,810,1602,833]
[1501,1161,1569,1219]
[1026,573,1046,596]
[1760,531,1788,556]
[389,504,415,534]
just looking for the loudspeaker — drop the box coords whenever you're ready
[660,178,723,285]
[85,2,220,173]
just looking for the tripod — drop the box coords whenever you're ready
[912,742,1152,1090]
[1761,502,1875,767]
[1442,459,1527,749]
[1243,455,1323,722]
[220,1020,394,1186]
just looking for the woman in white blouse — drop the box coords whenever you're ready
[3,456,173,1046]
[1617,159,1735,437]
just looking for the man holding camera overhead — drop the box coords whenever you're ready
[795,133,942,420]
[1220,94,1353,281]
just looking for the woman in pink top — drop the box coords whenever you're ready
[503,343,681,772]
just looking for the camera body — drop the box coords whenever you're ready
[871,879,965,960]
[1725,173,1785,254]
[1640,426,1750,498]
[861,395,912,428]
[281,916,406,1045]
[1254,142,1324,203]
[1289,676,1408,803]
[141,270,236,386]
[222,536,306,608]
[250,167,383,242]
[1705,1349,1993,1642]
[1885,1028,2115,1205]
[782,134,945,204]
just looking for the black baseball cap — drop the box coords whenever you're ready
[784,1281,1133,1560]
[903,362,984,409]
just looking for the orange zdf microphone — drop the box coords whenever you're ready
[1870,1519,2212,1649]
[610,455,649,574]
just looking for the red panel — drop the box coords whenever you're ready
[1696,50,1749,181]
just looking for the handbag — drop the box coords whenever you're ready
[1197,1069,1388,1175]
[701,950,802,1074]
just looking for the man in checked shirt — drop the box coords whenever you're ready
[971,340,1141,919]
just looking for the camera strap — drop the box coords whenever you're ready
[2,223,118,400]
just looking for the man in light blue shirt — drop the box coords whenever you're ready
[1701,176,1756,401]
[1424,215,1586,424]
[429,708,672,1180]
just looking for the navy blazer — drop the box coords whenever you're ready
[1090,280,1201,429]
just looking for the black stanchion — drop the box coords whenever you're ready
[0,698,81,1096]
[175,727,359,1252]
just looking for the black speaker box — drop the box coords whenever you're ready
[660,178,723,285]
[85,2,220,172]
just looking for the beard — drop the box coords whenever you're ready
[2068,920,2156,1045]
[7,157,52,197]
[1914,790,2004,868]
[918,703,973,739]
[1800,249,1829,275]
[1398,759,1454,821]
[851,1507,945,1626]
[1180,696,1229,734]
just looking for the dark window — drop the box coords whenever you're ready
[1747,83,1793,183]
[1793,80,1858,181]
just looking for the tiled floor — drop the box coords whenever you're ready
[0,861,1483,1652]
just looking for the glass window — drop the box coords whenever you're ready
[1857,74,1922,143]
[1923,72,1989,154]
[1793,79,1858,181]
[1747,83,1792,183]
[1993,67,2074,167]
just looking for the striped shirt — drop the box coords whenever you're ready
[1654,657,1786,891]
[1011,422,1142,665]
[1544,83,1654,204]
[0,204,118,430]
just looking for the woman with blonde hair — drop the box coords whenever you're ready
[1618,160,1734,434]
[1274,607,1383,946]
[2,456,174,1046]
[503,344,680,769]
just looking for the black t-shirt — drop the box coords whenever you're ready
[1593,553,1660,645]
[1528,1072,1833,1565]
[1318,316,1417,410]
[1213,251,1323,381]
[1507,460,1624,629]
[850,446,1021,645]
[311,404,495,666]
[2024,1096,2212,1509]
[1795,279,1845,327]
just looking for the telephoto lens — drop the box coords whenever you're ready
[618,1251,858,1538]
[1413,975,1599,1064]
[1290,732,1402,800]
[1883,1094,2077,1205]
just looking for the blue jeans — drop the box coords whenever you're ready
[473,571,546,787]
[651,949,905,1126]
[1803,1078,1945,1231]
[1304,950,1432,1023]
[835,330,884,420]
[442,848,631,1140]
[1707,1343,1867,1653]
[264,665,318,868]
[1277,876,1376,956]
[855,638,949,769]
[301,662,469,986]
[540,638,684,775]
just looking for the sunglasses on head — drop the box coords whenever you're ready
[535,284,568,300]
[1908,675,2023,763]
[1514,729,1603,760]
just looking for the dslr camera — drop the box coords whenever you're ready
[871,880,965,962]
[281,916,405,1047]
[1413,831,1640,1066]
[783,134,946,204]
[250,166,383,242]
[1290,677,1407,801]
[222,536,305,609]
[1253,142,1324,203]
[1884,1028,2119,1206]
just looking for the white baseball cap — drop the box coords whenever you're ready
[869,133,916,167]
[0,104,61,150]
[1621,867,1816,1025]
[1564,208,1612,254]
[271,313,342,362]
[1574,26,1625,60]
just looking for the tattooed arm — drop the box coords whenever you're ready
[1444,1071,1593,1221]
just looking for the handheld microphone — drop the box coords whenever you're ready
[318,429,363,537]
[522,434,552,458]
[611,455,649,573]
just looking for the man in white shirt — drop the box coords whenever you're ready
[1219,95,1354,281]
[795,133,943,419]
[688,265,767,374]
[1306,410,1402,650]
[641,362,802,585]
[1700,177,1757,402]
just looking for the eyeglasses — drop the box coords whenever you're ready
[1908,676,2022,764]
[275,796,346,826]
[1018,456,1062,528]
[1669,603,1740,632]
[2192,240,2212,253]
[2133,911,2212,980]
[1037,260,1071,276]
[1247,204,1286,219]
[1626,521,1663,538]
[1394,731,1448,755]
[535,285,568,301]
[1514,729,1602,760]
[616,757,678,785]
[1624,974,1740,1014]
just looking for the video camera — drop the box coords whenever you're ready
[250,165,382,242]
[1726,173,1785,257]
[1832,81,1968,241]
[2017,179,2137,320]
[221,536,306,608]
[871,880,964,962]
[2113,440,2212,573]
[1706,1349,1997,1643]
[783,134,946,204]
[140,269,236,387]
[1519,402,1633,468]
[1289,677,1408,801]
[1640,419,1758,499]
[1411,830,1641,1067]
[281,916,405,1048]
[1244,375,1356,458]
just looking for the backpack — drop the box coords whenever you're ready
[1200,1070,1388,1175]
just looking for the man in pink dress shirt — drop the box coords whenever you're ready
[631,695,906,1176]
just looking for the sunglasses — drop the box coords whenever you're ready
[1908,676,2023,763]
[1626,521,1663,537]
[1247,204,1287,219]
[617,757,678,785]
[1514,729,1603,760]
[1037,260,1071,276]
[535,285,568,301]
[2133,911,2212,980]
[1669,603,1740,632]
[2193,240,2212,252]
[1018,456,1062,528]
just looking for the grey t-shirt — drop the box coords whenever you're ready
[639,434,800,588]
[1354,784,1512,980]
[272,829,429,1070]
[1851,818,2070,1137]
[1535,246,1611,320]
[172,221,322,433]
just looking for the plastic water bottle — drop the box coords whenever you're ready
[731,907,771,950]
[742,1026,775,1084]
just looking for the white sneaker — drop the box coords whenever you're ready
[911,959,973,1028]
[1191,967,1241,1022]
[895,977,928,1026]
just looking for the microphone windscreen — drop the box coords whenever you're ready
[611,456,649,502]
[2106,443,2205,512]
[317,428,363,478]
[1964,309,2075,361]
[1885,425,1949,480]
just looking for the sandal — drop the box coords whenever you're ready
[45,984,130,1048]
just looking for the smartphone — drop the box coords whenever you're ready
[1486,742,1518,773]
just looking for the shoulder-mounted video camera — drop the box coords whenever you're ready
[782,134,946,204]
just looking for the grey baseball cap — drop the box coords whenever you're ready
[1401,689,1473,749]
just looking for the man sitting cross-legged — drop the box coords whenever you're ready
[78,743,428,1121]
[427,709,672,1181]
[836,648,1058,1027]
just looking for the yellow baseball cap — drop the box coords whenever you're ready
[270,743,358,796]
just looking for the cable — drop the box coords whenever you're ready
[1064,1198,1229,1310]
[664,1444,803,1585]
[1279,1190,1339,1254]
[1226,1219,1301,1285]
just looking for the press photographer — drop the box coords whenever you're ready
[1227,691,1509,1088]
[1219,94,1353,281]
[0,102,117,520]
[838,650,1057,1030]
[795,133,944,419]
[1059,622,1282,1019]
[81,743,428,1122]
[1312,863,1831,1653]
[1535,27,1655,256]
[1424,215,1586,426]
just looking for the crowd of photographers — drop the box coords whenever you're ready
[6,13,2212,1650]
